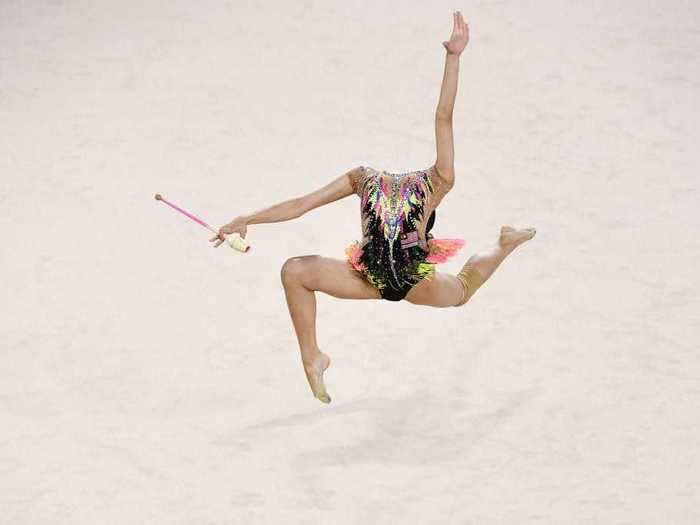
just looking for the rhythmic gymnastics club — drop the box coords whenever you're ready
[154,193,250,252]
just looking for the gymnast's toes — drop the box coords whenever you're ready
[304,352,332,404]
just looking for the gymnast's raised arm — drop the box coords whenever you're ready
[433,11,469,187]
[209,166,362,247]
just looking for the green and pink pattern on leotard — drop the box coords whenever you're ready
[345,166,466,293]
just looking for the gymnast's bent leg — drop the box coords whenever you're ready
[280,254,381,403]
[455,225,536,305]
[404,225,536,307]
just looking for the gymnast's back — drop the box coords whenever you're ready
[348,164,452,252]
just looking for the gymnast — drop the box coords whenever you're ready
[210,11,536,403]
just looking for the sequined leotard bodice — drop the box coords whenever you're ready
[345,165,464,301]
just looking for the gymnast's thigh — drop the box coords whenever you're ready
[403,270,464,307]
[281,255,382,300]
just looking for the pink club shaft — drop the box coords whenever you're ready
[154,193,250,252]
[155,193,217,234]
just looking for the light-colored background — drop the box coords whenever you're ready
[1,1,698,523]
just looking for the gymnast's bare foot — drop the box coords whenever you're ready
[303,352,332,404]
[499,225,536,250]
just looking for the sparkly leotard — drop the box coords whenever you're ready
[345,165,466,301]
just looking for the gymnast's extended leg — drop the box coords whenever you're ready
[404,225,536,307]
[280,255,381,403]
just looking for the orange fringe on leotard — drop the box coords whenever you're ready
[345,241,367,272]
[425,237,466,263]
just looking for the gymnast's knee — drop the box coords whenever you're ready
[453,264,486,307]
[280,256,306,286]
[280,255,321,286]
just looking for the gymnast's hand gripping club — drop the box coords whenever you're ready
[154,193,250,252]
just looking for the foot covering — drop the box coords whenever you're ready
[306,353,331,404]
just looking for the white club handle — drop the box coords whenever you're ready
[225,235,250,252]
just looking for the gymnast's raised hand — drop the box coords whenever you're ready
[442,10,469,55]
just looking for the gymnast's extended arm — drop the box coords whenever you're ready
[433,11,469,186]
[209,166,359,246]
